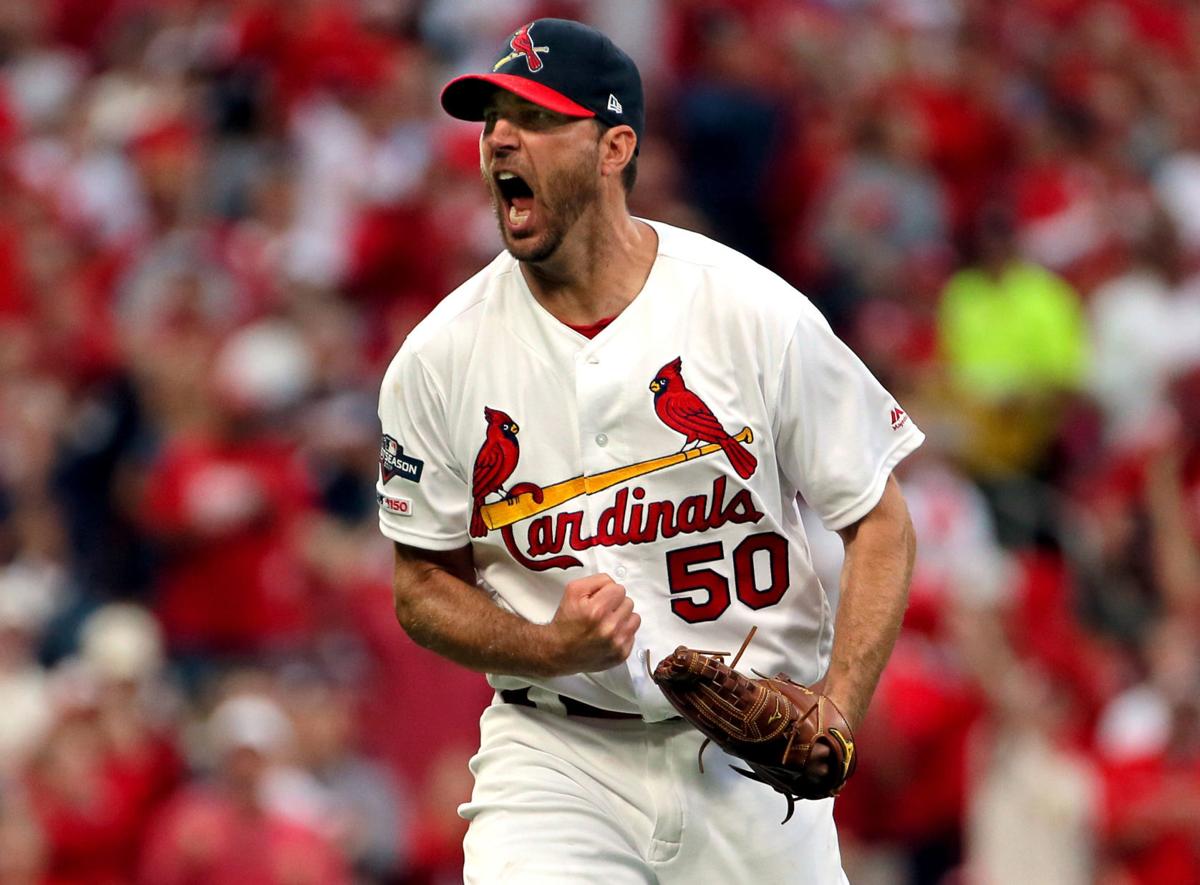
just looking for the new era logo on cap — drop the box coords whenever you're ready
[607,94,622,114]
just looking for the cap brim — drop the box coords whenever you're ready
[441,74,595,122]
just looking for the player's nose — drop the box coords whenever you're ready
[482,114,521,157]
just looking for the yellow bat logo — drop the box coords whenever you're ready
[480,427,753,530]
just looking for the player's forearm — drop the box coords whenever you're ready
[392,544,564,678]
[824,474,915,730]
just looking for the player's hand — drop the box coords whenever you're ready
[790,682,856,794]
[545,573,641,674]
[798,737,835,788]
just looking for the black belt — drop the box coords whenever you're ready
[500,687,644,720]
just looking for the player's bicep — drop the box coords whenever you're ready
[835,472,910,545]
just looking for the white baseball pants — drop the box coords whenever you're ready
[460,694,849,883]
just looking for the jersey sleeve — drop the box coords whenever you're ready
[376,349,471,550]
[773,299,924,531]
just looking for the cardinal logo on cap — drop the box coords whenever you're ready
[493,23,549,73]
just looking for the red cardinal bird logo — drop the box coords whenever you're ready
[649,357,757,480]
[470,407,521,537]
[492,23,549,73]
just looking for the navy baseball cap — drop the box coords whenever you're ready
[441,19,644,147]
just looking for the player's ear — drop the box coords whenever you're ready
[598,125,636,187]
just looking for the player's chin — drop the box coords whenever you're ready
[501,223,559,263]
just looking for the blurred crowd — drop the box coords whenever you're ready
[1,0,1199,883]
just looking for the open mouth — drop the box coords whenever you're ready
[495,171,536,229]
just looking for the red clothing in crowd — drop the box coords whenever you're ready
[28,725,182,885]
[835,635,984,846]
[1182,447,1200,547]
[343,574,492,792]
[143,433,316,655]
[230,1,393,110]
[893,78,1011,236]
[140,788,350,885]
[0,216,29,319]
[1103,753,1200,884]
[29,775,135,885]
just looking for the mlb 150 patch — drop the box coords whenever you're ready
[380,435,424,483]
[377,492,414,516]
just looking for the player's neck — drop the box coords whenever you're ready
[520,209,658,327]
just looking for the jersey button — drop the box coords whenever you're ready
[595,433,608,447]
[615,565,628,579]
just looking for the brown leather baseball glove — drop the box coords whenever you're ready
[651,629,857,823]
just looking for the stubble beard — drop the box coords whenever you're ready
[493,148,600,264]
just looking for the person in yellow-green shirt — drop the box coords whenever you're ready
[937,207,1089,475]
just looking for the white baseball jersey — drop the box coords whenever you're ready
[377,219,923,721]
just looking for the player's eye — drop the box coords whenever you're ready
[522,108,561,129]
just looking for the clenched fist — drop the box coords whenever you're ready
[544,573,641,674]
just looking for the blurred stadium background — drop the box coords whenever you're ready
[1,0,1199,882]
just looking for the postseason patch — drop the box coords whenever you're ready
[380,435,424,484]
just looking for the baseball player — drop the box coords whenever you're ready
[377,18,921,883]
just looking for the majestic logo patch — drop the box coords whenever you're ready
[377,492,413,516]
[493,23,549,73]
[607,94,623,114]
[380,435,424,483]
[890,406,908,431]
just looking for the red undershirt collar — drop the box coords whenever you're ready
[563,315,616,339]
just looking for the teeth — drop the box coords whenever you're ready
[509,205,530,225]
[498,172,516,180]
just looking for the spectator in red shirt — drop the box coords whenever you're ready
[1097,617,1200,883]
[140,692,350,885]
[20,602,181,885]
[140,320,320,661]
[25,665,145,885]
